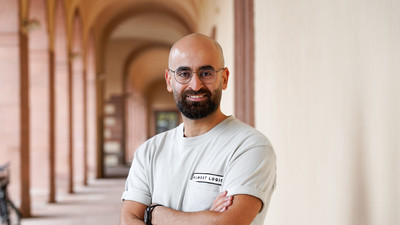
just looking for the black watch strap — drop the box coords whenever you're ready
[144,204,163,225]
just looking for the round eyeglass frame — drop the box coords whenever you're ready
[168,67,225,84]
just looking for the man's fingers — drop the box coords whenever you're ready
[218,197,233,212]
[210,191,233,212]
[210,191,228,211]
[214,201,226,212]
[219,191,228,198]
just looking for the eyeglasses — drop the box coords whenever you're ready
[168,66,225,84]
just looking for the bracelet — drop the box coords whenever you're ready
[144,204,163,225]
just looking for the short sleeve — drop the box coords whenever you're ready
[222,143,276,213]
[121,144,152,206]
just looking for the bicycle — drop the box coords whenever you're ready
[0,163,21,225]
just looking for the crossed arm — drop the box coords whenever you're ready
[119,192,262,225]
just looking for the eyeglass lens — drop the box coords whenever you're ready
[175,67,217,84]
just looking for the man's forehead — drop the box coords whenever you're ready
[169,51,217,69]
[169,37,221,68]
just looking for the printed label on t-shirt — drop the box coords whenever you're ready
[191,173,224,186]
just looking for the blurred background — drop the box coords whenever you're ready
[0,0,399,224]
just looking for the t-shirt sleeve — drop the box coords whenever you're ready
[222,143,276,213]
[121,144,152,206]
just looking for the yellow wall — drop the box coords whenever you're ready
[255,0,400,224]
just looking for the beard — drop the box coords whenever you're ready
[174,87,222,119]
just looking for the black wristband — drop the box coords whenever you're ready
[144,204,163,225]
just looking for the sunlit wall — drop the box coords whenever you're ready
[255,0,400,224]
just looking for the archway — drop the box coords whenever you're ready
[97,3,195,177]
[123,45,175,167]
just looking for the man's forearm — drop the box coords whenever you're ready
[120,216,145,225]
[120,211,146,225]
[120,200,147,225]
[151,206,223,225]
[151,194,261,225]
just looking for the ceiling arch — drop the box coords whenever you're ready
[95,1,198,46]
[84,0,200,38]
[109,12,190,44]
[124,44,171,95]
[93,1,198,74]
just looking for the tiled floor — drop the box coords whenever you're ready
[22,178,126,225]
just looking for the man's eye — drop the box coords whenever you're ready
[200,70,214,78]
[177,71,191,78]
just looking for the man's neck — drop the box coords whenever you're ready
[182,109,228,137]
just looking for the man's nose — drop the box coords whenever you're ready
[188,73,204,91]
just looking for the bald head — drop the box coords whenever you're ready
[168,33,225,69]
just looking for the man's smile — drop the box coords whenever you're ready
[186,94,208,101]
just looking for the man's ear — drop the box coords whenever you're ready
[165,69,173,92]
[222,67,229,90]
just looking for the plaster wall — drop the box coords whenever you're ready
[254,0,400,224]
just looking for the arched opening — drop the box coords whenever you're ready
[122,45,177,168]
[96,3,196,177]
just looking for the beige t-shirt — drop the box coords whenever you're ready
[122,116,276,225]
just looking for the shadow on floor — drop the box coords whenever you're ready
[22,178,126,225]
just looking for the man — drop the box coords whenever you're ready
[120,33,276,225]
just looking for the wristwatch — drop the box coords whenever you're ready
[144,204,163,225]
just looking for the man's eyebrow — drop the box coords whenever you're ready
[174,66,190,72]
[175,65,215,71]
[198,65,215,70]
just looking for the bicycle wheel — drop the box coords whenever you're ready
[0,200,20,225]
[6,200,21,225]
[0,197,8,225]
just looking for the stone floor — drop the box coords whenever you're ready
[22,178,126,225]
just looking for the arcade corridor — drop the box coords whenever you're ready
[0,0,243,223]
[1,0,399,224]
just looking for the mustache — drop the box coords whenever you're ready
[182,88,212,97]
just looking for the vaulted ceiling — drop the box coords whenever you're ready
[67,0,205,97]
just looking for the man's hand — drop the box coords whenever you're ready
[210,191,233,212]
